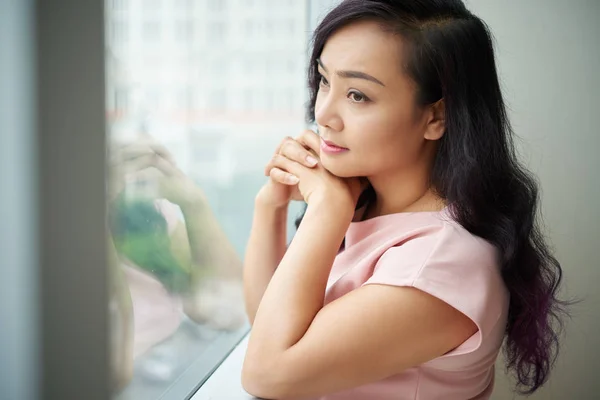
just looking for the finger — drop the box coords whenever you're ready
[269,167,299,185]
[113,142,153,161]
[148,142,177,165]
[119,153,155,176]
[273,136,294,156]
[271,153,304,178]
[279,138,319,168]
[151,153,179,177]
[294,130,322,156]
[119,153,178,177]
[264,158,274,177]
[113,141,177,166]
[266,136,295,176]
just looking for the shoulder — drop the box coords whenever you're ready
[372,213,500,279]
[365,214,508,337]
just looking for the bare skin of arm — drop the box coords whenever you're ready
[243,133,323,325]
[107,229,134,392]
[243,185,289,325]
[176,197,247,330]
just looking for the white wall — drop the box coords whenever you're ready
[464,0,600,398]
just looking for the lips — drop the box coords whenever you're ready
[320,138,349,154]
[321,138,348,150]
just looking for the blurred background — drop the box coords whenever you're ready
[1,0,598,399]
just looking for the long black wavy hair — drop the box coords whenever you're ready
[294,0,571,395]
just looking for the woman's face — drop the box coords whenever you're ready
[315,20,439,179]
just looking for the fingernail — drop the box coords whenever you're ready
[288,175,300,184]
[306,156,318,166]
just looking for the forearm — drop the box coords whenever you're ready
[107,234,134,391]
[246,199,353,357]
[179,200,247,329]
[243,199,289,325]
[181,200,242,283]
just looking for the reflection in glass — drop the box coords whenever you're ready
[105,0,311,398]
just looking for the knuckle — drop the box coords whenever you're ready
[281,140,296,153]
[280,136,294,147]
[301,129,316,138]
[270,154,282,165]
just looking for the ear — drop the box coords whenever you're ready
[423,99,445,141]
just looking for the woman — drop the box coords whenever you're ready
[242,1,569,399]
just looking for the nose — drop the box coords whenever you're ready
[314,92,344,134]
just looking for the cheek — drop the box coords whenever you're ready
[373,106,424,158]
[356,112,416,162]
[327,111,422,176]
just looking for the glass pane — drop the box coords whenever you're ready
[105,0,309,397]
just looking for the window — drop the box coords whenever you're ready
[265,89,274,110]
[207,0,226,12]
[243,88,254,111]
[111,19,128,43]
[244,20,254,37]
[207,21,226,42]
[265,20,274,37]
[142,20,161,42]
[114,87,129,112]
[143,0,161,12]
[208,88,227,110]
[111,0,128,11]
[174,0,192,10]
[175,20,194,42]
[105,1,310,399]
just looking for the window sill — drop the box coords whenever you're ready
[191,332,255,399]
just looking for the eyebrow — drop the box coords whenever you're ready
[317,58,385,87]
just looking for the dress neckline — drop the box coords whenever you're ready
[352,204,450,225]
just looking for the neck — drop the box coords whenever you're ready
[366,161,445,218]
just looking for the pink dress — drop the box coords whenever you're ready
[124,264,183,358]
[320,207,509,400]
[123,200,185,359]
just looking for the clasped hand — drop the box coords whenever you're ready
[264,130,366,212]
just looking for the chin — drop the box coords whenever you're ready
[320,156,359,178]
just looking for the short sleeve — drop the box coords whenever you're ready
[362,222,507,357]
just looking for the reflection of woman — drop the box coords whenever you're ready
[110,198,188,358]
[242,1,570,399]
[107,141,245,391]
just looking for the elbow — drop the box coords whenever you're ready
[241,368,281,400]
[183,280,248,330]
[184,300,247,331]
[241,356,293,400]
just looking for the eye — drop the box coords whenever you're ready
[319,74,329,87]
[348,90,369,103]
